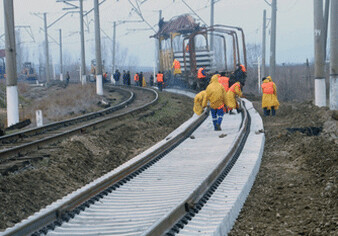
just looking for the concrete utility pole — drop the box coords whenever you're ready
[323,0,330,60]
[314,0,327,107]
[59,29,63,81]
[262,9,267,78]
[112,21,116,76]
[157,10,162,72]
[329,0,338,110]
[210,0,214,51]
[4,0,19,127]
[94,0,103,95]
[269,0,277,79]
[44,13,50,83]
[79,0,86,85]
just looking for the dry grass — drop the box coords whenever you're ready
[24,84,100,124]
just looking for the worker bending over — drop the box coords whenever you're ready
[261,76,279,116]
[202,74,227,131]
[193,90,207,116]
[226,81,244,114]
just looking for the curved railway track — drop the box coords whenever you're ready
[2,90,265,236]
[0,86,158,175]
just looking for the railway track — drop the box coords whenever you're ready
[1,89,265,236]
[0,86,158,175]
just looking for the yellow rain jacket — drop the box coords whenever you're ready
[193,90,206,115]
[202,74,226,109]
[261,77,279,110]
[226,82,242,109]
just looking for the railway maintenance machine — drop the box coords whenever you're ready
[151,14,247,90]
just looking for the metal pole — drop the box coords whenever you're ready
[269,0,276,79]
[80,0,86,85]
[323,0,330,60]
[157,10,162,72]
[44,13,50,83]
[112,21,116,77]
[59,29,63,81]
[329,0,338,110]
[262,9,266,78]
[258,57,261,93]
[94,0,103,95]
[314,0,326,107]
[210,0,214,51]
[4,0,19,126]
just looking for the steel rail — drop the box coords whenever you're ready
[0,86,156,160]
[3,96,250,236]
[143,100,249,236]
[0,86,133,147]
[3,102,209,236]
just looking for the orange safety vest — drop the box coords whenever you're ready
[186,44,189,52]
[261,82,274,94]
[229,82,241,93]
[218,76,230,91]
[134,74,139,81]
[239,64,246,72]
[197,68,206,79]
[173,60,181,69]
[157,73,163,82]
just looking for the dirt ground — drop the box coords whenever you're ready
[0,84,337,235]
[0,83,194,230]
[229,99,337,236]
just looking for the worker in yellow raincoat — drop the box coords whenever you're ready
[202,74,227,131]
[193,90,206,116]
[261,76,279,116]
[225,81,243,114]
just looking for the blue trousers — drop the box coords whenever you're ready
[210,108,224,130]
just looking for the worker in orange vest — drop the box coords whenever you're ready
[197,67,207,90]
[172,59,181,76]
[261,76,279,116]
[156,71,164,91]
[218,72,230,92]
[234,63,247,86]
[218,72,230,113]
[134,73,139,86]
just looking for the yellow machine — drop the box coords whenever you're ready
[20,62,37,81]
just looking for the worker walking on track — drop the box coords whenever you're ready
[157,71,164,91]
[226,81,244,114]
[261,76,279,116]
[202,74,227,131]
[193,90,207,116]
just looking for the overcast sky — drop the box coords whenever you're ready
[0,0,315,69]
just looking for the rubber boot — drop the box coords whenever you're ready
[263,108,270,116]
[271,107,276,116]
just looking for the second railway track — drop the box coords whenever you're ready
[0,86,158,174]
